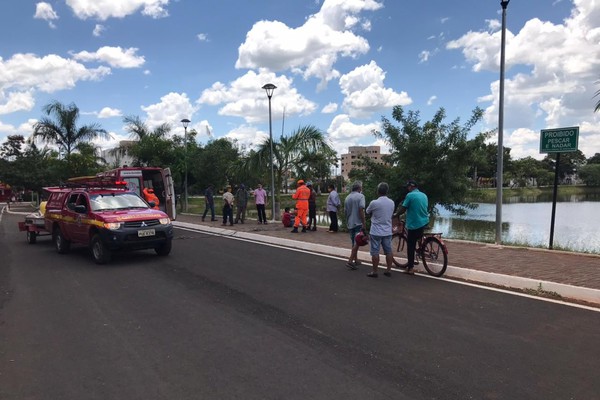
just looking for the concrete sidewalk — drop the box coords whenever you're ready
[174,213,600,307]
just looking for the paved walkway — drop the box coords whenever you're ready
[174,213,600,306]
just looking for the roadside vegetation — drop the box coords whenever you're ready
[1,100,599,213]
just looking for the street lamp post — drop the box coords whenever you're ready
[262,83,277,221]
[495,0,509,245]
[181,118,191,213]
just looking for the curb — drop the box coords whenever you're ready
[174,221,600,306]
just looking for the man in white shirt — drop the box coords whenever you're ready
[365,182,395,278]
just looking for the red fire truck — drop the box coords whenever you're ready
[94,167,176,220]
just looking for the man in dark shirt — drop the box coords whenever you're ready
[202,184,216,221]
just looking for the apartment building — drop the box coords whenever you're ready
[340,146,387,180]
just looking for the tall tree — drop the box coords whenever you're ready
[0,135,26,160]
[375,105,485,214]
[69,142,107,177]
[32,101,108,165]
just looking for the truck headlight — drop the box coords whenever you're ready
[159,218,171,225]
[104,222,121,230]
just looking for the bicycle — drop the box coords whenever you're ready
[391,217,449,277]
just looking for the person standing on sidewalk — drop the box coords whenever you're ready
[344,180,366,269]
[394,180,429,275]
[253,183,268,224]
[202,184,216,221]
[306,181,318,231]
[291,179,310,233]
[365,182,395,278]
[234,184,249,224]
[326,184,340,232]
[222,186,234,226]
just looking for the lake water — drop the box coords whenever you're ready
[241,193,600,253]
[432,194,600,253]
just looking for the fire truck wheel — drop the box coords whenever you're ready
[53,227,71,254]
[91,234,111,264]
[155,238,172,256]
[27,230,37,244]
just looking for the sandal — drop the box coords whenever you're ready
[367,272,378,278]
[345,262,358,270]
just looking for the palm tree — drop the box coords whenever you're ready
[32,101,108,165]
[244,125,336,201]
[120,115,173,166]
[123,115,171,139]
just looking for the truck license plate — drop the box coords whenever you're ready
[138,229,156,237]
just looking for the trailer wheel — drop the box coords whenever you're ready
[27,230,37,244]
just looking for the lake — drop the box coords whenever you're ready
[432,193,600,253]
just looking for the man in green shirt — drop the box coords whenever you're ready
[395,180,429,275]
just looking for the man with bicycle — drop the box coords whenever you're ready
[394,180,429,275]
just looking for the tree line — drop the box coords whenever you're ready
[1,101,599,212]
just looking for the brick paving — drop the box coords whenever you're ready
[176,213,600,291]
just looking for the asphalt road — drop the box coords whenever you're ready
[1,211,599,400]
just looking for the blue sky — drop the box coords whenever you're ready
[1,0,599,161]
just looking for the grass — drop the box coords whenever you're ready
[522,283,562,300]
[465,185,600,203]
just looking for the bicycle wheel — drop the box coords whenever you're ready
[392,233,409,268]
[420,236,448,277]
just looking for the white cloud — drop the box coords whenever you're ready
[72,46,145,68]
[322,102,338,113]
[339,61,411,118]
[197,33,209,42]
[65,0,170,20]
[98,107,122,118]
[418,50,431,63]
[223,125,267,151]
[448,0,600,157]
[34,2,59,28]
[140,92,196,133]
[0,90,36,114]
[427,95,437,106]
[236,0,382,88]
[0,53,111,96]
[326,113,380,155]
[198,70,317,124]
[93,24,105,37]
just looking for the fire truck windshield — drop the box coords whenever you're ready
[90,192,149,211]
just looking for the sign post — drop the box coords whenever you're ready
[540,127,579,249]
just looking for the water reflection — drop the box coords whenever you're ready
[434,197,600,253]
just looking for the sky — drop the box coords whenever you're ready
[1,0,599,163]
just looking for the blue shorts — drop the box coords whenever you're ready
[369,234,392,256]
[349,225,362,246]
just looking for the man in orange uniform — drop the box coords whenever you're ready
[291,179,310,233]
[143,187,160,210]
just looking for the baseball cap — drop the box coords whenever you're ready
[297,179,305,185]
[306,181,312,186]
[406,180,418,187]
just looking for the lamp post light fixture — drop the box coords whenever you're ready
[181,118,191,213]
[262,83,277,221]
[495,0,509,245]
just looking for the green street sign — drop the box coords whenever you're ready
[540,126,579,153]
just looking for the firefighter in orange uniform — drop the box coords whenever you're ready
[143,187,160,210]
[291,179,310,233]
